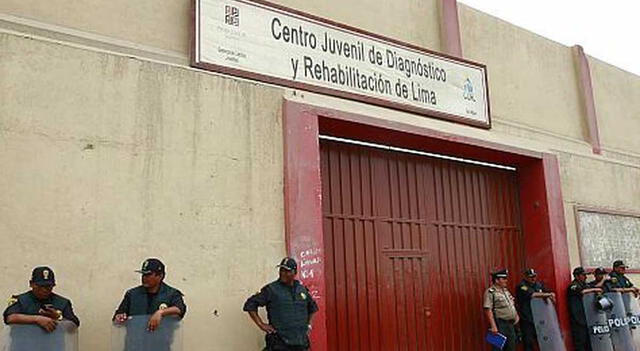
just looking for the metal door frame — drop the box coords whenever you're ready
[282,99,572,351]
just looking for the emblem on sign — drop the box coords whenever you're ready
[225,5,240,26]
[463,78,476,102]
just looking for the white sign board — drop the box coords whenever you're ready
[194,0,491,128]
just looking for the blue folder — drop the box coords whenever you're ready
[485,331,507,349]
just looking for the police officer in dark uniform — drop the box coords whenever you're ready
[243,257,318,351]
[3,266,80,332]
[483,268,519,351]
[567,266,601,351]
[516,268,556,351]
[588,267,615,292]
[609,260,639,296]
[113,258,187,330]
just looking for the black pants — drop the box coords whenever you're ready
[570,324,592,351]
[264,333,309,351]
[521,320,538,351]
[495,319,517,351]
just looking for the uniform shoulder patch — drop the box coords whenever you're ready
[611,277,618,283]
[570,284,578,291]
[521,285,528,291]
[488,287,496,293]
[7,296,18,307]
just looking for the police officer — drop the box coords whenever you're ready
[243,257,318,351]
[609,260,639,296]
[588,267,615,292]
[3,266,80,332]
[113,258,186,331]
[567,266,601,351]
[516,268,556,351]
[483,268,519,351]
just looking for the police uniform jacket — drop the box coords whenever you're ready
[3,291,80,326]
[516,280,546,323]
[115,282,186,318]
[243,279,319,347]
[483,284,517,321]
[609,272,634,289]
[567,279,588,326]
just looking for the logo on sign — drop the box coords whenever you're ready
[463,78,476,102]
[225,5,240,26]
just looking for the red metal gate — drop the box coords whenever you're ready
[320,138,525,350]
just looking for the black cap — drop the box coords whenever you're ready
[135,258,165,275]
[572,266,588,276]
[593,267,608,275]
[276,257,297,272]
[523,268,537,277]
[613,260,628,268]
[491,268,508,279]
[31,266,56,286]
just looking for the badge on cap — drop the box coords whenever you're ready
[159,303,168,310]
[143,261,149,270]
[43,270,50,280]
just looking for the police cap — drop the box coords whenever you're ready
[593,266,607,275]
[31,266,56,286]
[135,258,165,275]
[276,257,297,272]
[572,266,588,276]
[613,260,628,269]
[491,268,508,279]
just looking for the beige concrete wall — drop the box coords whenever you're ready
[0,0,192,54]
[2,0,640,347]
[459,5,589,142]
[0,0,441,58]
[0,32,286,350]
[590,57,640,154]
[558,152,640,282]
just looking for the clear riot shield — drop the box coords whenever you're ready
[583,293,614,351]
[604,292,636,351]
[531,298,566,351]
[0,320,78,351]
[111,315,182,351]
[622,292,640,349]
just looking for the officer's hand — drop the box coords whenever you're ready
[489,326,499,334]
[114,313,128,325]
[147,310,163,332]
[259,322,276,334]
[39,307,60,320]
[35,316,58,333]
[549,293,557,304]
